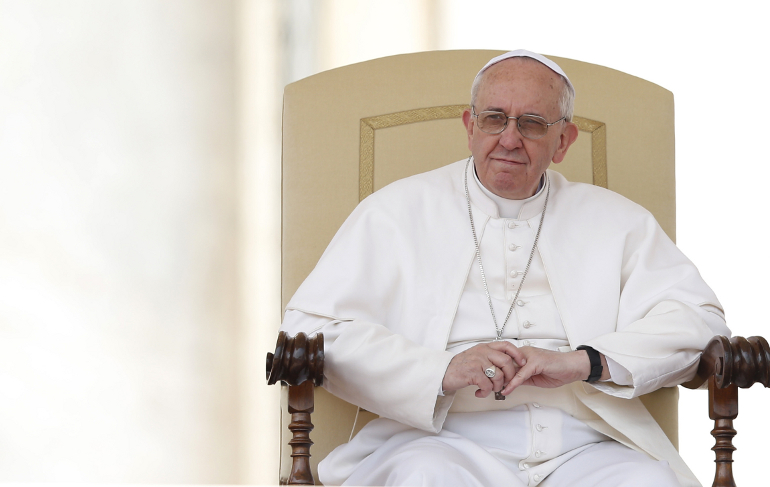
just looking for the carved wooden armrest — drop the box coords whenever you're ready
[682,335,770,487]
[266,331,324,485]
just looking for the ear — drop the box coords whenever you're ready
[551,122,579,164]
[462,108,474,151]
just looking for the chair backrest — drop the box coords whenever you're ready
[280,50,677,483]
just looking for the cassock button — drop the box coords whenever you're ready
[532,402,541,408]
[524,463,530,469]
[509,244,519,251]
[534,474,541,482]
[517,300,525,307]
[523,321,533,329]
[535,450,542,458]
[523,340,531,346]
[518,460,526,471]
[536,424,544,432]
[507,221,517,229]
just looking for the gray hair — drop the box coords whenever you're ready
[470,57,575,122]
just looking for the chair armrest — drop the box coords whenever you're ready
[682,335,770,487]
[267,331,324,388]
[267,331,325,485]
[682,335,770,391]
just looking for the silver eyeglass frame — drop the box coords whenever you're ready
[471,106,566,140]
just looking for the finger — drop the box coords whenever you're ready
[487,350,517,388]
[503,362,537,394]
[473,370,494,398]
[489,341,527,367]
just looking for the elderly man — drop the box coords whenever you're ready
[280,50,728,487]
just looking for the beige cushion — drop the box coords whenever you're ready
[280,50,678,483]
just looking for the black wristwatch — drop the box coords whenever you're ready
[576,345,603,383]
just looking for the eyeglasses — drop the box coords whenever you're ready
[472,107,565,140]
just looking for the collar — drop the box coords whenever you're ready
[467,157,549,220]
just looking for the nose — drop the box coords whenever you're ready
[498,119,524,150]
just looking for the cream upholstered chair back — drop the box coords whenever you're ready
[280,50,677,483]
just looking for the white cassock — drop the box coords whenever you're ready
[280,159,729,487]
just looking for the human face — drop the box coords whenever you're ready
[462,58,578,200]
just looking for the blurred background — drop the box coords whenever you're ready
[0,0,767,485]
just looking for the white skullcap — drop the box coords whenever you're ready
[475,49,575,96]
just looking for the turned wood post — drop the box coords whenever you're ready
[709,377,737,487]
[684,335,770,487]
[267,331,324,485]
[288,380,315,485]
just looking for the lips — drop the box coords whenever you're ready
[491,157,526,165]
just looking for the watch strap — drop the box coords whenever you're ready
[576,345,603,383]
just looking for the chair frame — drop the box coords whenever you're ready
[268,49,768,487]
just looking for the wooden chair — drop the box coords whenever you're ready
[265,50,770,486]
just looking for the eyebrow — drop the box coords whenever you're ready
[482,106,545,118]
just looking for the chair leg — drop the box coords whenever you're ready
[709,377,738,487]
[267,331,324,485]
[288,380,316,485]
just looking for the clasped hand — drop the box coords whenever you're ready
[442,344,594,398]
